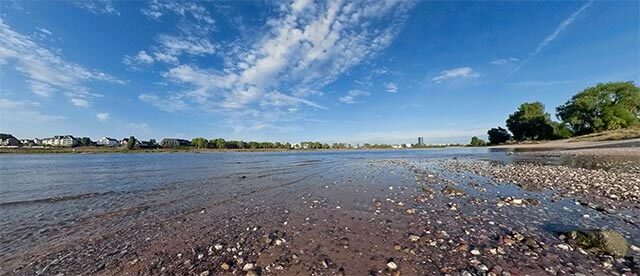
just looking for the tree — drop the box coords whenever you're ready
[506,102,555,140]
[192,137,208,149]
[127,136,137,150]
[80,137,92,146]
[556,81,640,135]
[487,127,511,145]
[469,136,486,147]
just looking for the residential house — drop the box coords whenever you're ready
[0,134,21,147]
[97,137,119,147]
[41,135,78,147]
[160,138,190,148]
[19,139,34,146]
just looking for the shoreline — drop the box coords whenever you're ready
[1,148,638,275]
[0,146,466,155]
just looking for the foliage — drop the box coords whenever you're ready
[191,137,208,149]
[127,136,137,150]
[80,137,92,146]
[469,136,486,147]
[556,81,640,135]
[551,122,573,139]
[506,102,555,140]
[487,127,511,144]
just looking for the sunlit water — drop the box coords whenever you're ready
[1,149,637,256]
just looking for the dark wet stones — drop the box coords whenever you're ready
[563,229,629,257]
[441,185,466,197]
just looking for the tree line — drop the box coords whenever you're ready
[469,81,640,146]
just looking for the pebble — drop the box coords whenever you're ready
[470,249,481,256]
[220,263,230,270]
[243,263,255,271]
[386,261,398,270]
[409,235,420,242]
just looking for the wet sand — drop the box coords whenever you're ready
[1,151,639,275]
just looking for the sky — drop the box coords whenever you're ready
[0,0,638,144]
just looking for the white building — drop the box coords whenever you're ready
[97,137,118,147]
[41,135,78,147]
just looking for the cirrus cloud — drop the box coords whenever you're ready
[431,67,481,84]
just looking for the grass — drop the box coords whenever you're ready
[569,127,640,142]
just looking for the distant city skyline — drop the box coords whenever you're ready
[1,0,638,144]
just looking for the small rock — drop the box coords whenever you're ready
[243,263,255,271]
[409,235,420,242]
[199,271,209,276]
[405,208,415,215]
[220,263,230,270]
[470,249,481,256]
[386,261,398,270]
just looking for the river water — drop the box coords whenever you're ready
[1,149,638,275]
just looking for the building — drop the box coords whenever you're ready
[41,135,78,147]
[417,137,424,146]
[160,138,190,148]
[97,137,119,147]
[0,134,21,147]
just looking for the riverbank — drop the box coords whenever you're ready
[1,148,638,275]
[489,137,640,151]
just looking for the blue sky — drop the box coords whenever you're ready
[1,0,638,144]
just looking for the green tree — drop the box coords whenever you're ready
[191,137,208,149]
[506,102,555,140]
[469,136,486,147]
[80,137,92,146]
[487,127,511,145]
[127,136,137,150]
[556,81,640,135]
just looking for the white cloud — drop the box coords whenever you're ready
[70,98,89,108]
[71,0,120,15]
[339,90,370,104]
[36,27,52,36]
[136,0,414,134]
[96,112,110,121]
[126,0,217,67]
[0,98,65,122]
[431,67,481,83]
[490,57,519,65]
[260,91,326,110]
[126,123,152,135]
[384,82,398,93]
[139,93,188,112]
[136,50,154,63]
[0,19,122,106]
[508,1,592,77]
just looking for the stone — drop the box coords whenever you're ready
[470,249,481,256]
[409,235,420,242]
[243,263,255,271]
[220,263,230,270]
[566,229,629,257]
[386,261,398,270]
[441,185,466,197]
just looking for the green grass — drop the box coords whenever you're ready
[569,127,640,142]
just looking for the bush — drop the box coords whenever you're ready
[487,127,511,144]
[469,136,487,147]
